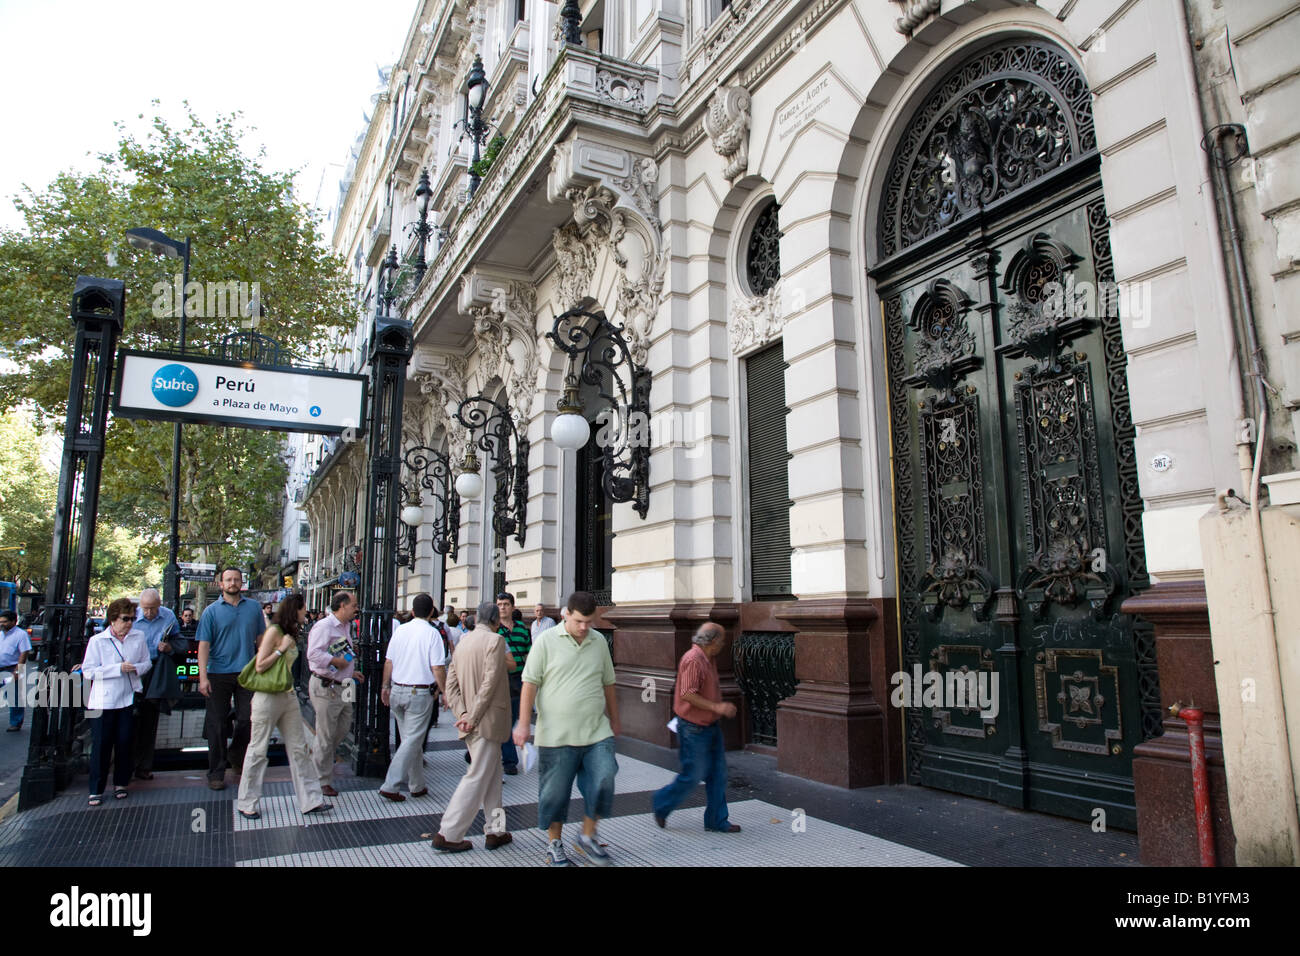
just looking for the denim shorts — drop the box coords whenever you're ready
[536,736,618,828]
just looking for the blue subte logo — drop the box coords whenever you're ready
[151,364,199,407]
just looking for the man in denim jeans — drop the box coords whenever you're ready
[652,622,741,833]
[513,590,621,866]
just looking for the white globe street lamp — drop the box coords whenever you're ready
[455,446,484,500]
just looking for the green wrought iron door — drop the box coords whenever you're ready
[882,192,1161,828]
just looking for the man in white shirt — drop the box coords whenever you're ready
[0,610,32,731]
[530,604,557,642]
[378,592,448,801]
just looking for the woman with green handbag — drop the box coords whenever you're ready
[236,593,332,820]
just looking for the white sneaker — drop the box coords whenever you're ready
[546,838,571,866]
[575,834,612,866]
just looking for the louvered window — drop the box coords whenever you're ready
[746,341,792,599]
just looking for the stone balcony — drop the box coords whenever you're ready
[404,44,660,342]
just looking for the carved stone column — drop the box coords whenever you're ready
[773,598,903,788]
[1124,581,1237,865]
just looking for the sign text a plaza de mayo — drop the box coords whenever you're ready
[112,349,367,434]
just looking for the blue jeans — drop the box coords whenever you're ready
[4,667,21,727]
[537,736,618,829]
[653,718,730,830]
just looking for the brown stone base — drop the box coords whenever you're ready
[1122,581,1237,866]
[602,603,743,750]
[605,598,903,788]
[774,598,903,789]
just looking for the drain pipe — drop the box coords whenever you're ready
[1201,122,1278,639]
[1174,702,1217,867]
[1202,123,1270,494]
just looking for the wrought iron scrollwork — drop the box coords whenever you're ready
[997,233,1092,374]
[454,394,529,547]
[902,280,997,621]
[215,330,297,368]
[547,307,652,518]
[878,40,1095,259]
[902,278,982,405]
[733,632,797,747]
[1003,232,1118,620]
[395,445,460,567]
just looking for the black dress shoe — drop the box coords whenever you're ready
[238,809,261,820]
[303,803,333,814]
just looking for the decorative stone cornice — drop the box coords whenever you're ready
[461,272,541,426]
[729,281,785,355]
[548,135,666,365]
[411,350,469,449]
[703,84,752,183]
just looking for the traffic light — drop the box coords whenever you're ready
[283,576,293,588]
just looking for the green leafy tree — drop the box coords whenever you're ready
[0,406,57,589]
[0,106,357,577]
[88,524,165,609]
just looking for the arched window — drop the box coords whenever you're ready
[877,40,1095,260]
[745,200,781,296]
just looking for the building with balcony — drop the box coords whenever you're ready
[297,0,1300,866]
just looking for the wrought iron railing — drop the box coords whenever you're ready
[733,631,797,747]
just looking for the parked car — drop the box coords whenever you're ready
[21,607,47,646]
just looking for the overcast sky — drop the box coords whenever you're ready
[0,0,417,232]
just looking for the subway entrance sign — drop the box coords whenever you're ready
[113,349,366,434]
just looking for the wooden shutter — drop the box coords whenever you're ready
[746,342,792,599]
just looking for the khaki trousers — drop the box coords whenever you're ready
[439,731,506,843]
[381,685,433,793]
[309,675,354,788]
[238,690,324,814]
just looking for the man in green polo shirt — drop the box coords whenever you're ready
[513,590,620,866]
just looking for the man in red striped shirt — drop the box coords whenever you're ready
[652,621,741,833]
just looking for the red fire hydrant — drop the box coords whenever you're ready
[1177,704,1217,867]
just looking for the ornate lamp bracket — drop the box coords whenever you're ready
[395,446,461,567]
[547,307,652,518]
[453,394,529,547]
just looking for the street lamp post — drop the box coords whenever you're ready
[457,55,491,198]
[125,227,191,614]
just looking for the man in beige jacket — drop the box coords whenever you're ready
[433,600,513,852]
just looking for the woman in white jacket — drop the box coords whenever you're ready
[82,596,152,806]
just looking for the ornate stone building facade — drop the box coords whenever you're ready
[299,0,1300,865]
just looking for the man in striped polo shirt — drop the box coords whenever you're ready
[496,591,532,775]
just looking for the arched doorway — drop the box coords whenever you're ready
[873,38,1160,828]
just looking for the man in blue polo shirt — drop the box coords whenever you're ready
[196,567,265,790]
[0,610,32,731]
[131,588,182,779]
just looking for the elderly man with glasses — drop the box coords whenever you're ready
[131,588,182,779]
